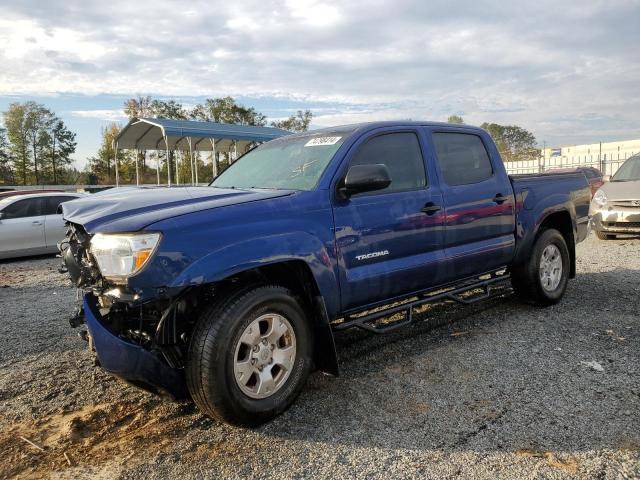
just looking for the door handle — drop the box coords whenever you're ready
[493,194,507,204]
[421,202,441,215]
[32,221,42,226]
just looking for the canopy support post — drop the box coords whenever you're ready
[210,139,217,180]
[114,140,119,187]
[176,150,180,186]
[194,138,205,185]
[234,141,238,163]
[173,136,186,186]
[165,135,171,187]
[135,149,140,186]
[134,125,154,187]
[155,137,163,186]
[188,137,195,186]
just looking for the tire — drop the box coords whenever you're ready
[511,229,570,306]
[595,230,616,240]
[186,284,313,426]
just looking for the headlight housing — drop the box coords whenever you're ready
[593,189,607,208]
[90,233,161,281]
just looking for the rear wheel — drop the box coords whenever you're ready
[512,229,570,306]
[186,285,313,426]
[595,230,616,240]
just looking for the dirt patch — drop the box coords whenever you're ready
[0,256,70,289]
[0,400,196,479]
[516,449,579,475]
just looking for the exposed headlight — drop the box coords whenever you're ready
[90,233,161,280]
[593,189,607,208]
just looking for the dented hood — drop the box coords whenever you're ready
[62,186,294,233]
[599,180,640,200]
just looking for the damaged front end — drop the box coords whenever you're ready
[59,223,199,399]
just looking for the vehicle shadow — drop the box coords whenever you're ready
[597,234,640,241]
[256,269,640,455]
[0,253,58,265]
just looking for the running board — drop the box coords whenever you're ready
[332,271,511,334]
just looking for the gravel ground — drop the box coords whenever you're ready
[0,235,638,479]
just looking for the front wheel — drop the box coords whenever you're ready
[511,229,570,306]
[186,285,313,426]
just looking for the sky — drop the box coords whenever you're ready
[0,0,639,168]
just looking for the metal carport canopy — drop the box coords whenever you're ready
[116,117,292,152]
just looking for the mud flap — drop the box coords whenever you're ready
[313,296,339,376]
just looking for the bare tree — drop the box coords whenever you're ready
[271,110,313,132]
[447,115,465,124]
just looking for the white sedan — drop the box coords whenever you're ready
[0,192,86,260]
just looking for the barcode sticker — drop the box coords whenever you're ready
[304,136,342,147]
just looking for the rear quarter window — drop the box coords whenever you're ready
[43,196,78,215]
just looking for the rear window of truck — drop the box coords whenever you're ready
[432,133,493,186]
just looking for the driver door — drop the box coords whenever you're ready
[332,129,446,311]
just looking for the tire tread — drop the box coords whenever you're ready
[511,228,570,306]
[186,284,311,426]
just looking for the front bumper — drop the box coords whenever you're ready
[83,294,188,399]
[591,206,640,234]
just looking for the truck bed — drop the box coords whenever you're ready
[509,171,592,268]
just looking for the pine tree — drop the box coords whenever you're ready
[44,119,77,184]
[4,103,31,185]
[24,102,55,185]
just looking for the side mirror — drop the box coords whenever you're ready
[340,164,392,198]
[603,175,611,182]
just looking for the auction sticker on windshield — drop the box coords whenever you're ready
[305,136,342,147]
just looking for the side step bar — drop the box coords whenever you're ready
[332,271,511,334]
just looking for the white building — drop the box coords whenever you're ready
[505,138,640,175]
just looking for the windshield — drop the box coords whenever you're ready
[211,130,353,190]
[612,156,640,182]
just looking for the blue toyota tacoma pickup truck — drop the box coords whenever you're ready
[61,121,591,426]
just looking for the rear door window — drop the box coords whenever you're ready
[43,196,77,215]
[432,133,493,186]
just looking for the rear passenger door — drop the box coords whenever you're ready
[43,196,78,248]
[332,129,446,311]
[429,129,515,279]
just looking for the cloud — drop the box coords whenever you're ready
[0,0,639,145]
[285,0,341,27]
[70,109,126,121]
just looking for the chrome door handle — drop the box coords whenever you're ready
[493,194,507,204]
[421,202,441,215]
